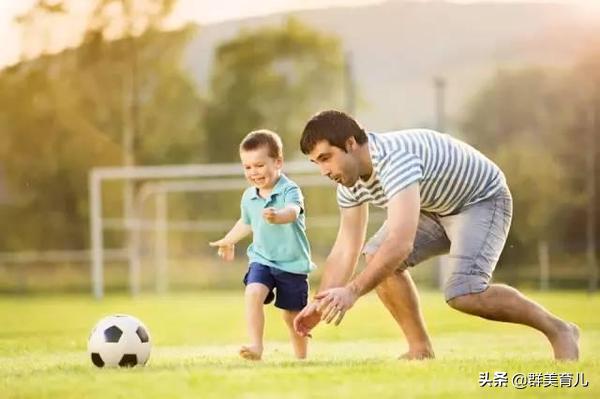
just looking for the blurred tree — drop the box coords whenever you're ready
[80,0,202,166]
[493,137,574,285]
[14,0,68,62]
[562,42,600,290]
[203,18,345,163]
[194,18,345,248]
[461,68,565,153]
[460,64,597,285]
[0,0,202,251]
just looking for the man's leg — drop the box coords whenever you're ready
[366,212,450,360]
[442,187,579,361]
[447,285,579,360]
[374,263,434,359]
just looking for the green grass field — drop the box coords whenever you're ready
[1,290,599,398]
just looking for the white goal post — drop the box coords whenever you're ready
[88,161,332,299]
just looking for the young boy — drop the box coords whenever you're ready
[209,129,315,360]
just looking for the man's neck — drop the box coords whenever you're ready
[357,143,373,181]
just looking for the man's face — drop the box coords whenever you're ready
[307,139,360,187]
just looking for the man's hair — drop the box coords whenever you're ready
[240,129,283,159]
[300,110,367,154]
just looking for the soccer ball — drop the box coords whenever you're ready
[87,314,151,368]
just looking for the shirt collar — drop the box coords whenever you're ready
[249,173,288,200]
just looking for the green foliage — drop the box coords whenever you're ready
[203,17,345,163]
[461,68,565,153]
[191,18,347,242]
[493,137,574,244]
[0,1,202,251]
[460,57,600,261]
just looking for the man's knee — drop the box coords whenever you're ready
[443,270,491,303]
[446,288,491,313]
[446,293,472,311]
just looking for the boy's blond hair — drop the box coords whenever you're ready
[240,129,283,159]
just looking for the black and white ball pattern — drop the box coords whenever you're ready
[88,314,151,368]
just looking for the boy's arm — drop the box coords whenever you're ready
[219,219,252,244]
[262,204,300,224]
[210,219,252,247]
[263,185,303,224]
[209,219,252,261]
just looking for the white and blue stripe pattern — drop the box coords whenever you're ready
[336,130,505,215]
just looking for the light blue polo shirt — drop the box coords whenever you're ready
[241,174,314,275]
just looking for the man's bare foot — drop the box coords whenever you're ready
[398,349,435,360]
[549,321,579,361]
[239,345,263,361]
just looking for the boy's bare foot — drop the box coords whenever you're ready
[239,345,263,361]
[294,352,307,360]
[549,321,579,361]
[398,349,435,360]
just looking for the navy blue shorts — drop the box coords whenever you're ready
[243,262,308,311]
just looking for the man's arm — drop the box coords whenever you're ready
[316,182,420,325]
[348,182,420,296]
[292,202,368,336]
[319,202,369,291]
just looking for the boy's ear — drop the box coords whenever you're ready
[275,157,284,168]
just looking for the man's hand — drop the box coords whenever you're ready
[293,300,322,337]
[208,238,235,261]
[262,207,280,224]
[315,285,359,326]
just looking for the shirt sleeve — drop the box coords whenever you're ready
[378,151,423,199]
[240,196,251,225]
[283,185,304,214]
[336,185,365,208]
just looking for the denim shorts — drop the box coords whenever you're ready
[363,185,513,301]
[243,263,309,311]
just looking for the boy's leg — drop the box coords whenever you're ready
[271,268,309,359]
[241,263,275,360]
[365,213,450,360]
[282,310,308,359]
[442,188,579,360]
[241,282,270,360]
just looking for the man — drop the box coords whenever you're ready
[293,110,579,360]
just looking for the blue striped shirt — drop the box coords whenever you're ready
[336,130,506,215]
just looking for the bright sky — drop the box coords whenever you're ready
[1,0,598,68]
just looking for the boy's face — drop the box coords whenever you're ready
[308,139,361,187]
[240,146,282,190]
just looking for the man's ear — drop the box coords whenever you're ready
[345,137,358,152]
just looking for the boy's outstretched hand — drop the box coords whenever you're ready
[262,207,280,223]
[209,239,235,261]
